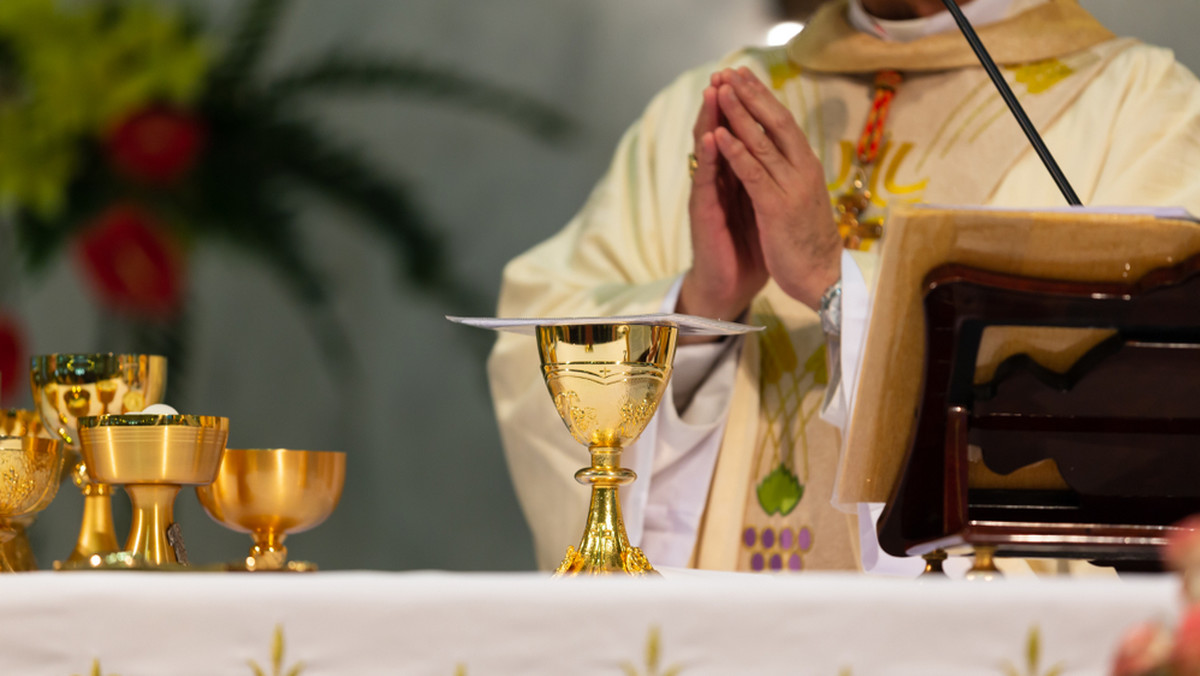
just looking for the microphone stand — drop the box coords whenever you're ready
[940,0,1082,206]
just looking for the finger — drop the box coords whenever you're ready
[716,83,791,187]
[714,125,778,206]
[692,85,720,146]
[730,67,810,164]
[691,130,721,192]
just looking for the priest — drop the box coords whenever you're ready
[488,0,1200,573]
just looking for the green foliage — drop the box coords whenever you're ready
[0,0,570,398]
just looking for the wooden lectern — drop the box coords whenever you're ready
[837,206,1200,569]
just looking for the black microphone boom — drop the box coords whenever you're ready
[940,0,1082,206]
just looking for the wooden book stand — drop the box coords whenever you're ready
[832,206,1200,571]
[876,251,1200,568]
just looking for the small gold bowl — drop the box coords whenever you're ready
[196,448,346,571]
[0,415,60,572]
[78,414,229,566]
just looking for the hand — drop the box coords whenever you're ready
[677,71,769,326]
[711,67,841,310]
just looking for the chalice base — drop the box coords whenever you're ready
[0,525,38,572]
[246,536,288,571]
[553,483,657,577]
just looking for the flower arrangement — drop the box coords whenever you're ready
[0,0,568,401]
[1111,517,1200,676]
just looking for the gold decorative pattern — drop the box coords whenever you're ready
[553,390,598,444]
[621,626,683,676]
[619,546,654,575]
[618,394,658,440]
[753,301,827,491]
[1008,59,1074,95]
[1001,625,1064,676]
[249,624,305,676]
[72,659,119,676]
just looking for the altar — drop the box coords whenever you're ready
[0,569,1178,675]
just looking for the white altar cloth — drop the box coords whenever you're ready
[0,569,1180,675]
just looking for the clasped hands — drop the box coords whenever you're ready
[677,67,841,327]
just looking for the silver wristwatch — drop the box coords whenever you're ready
[818,279,842,337]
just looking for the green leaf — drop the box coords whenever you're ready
[265,55,572,142]
[756,464,804,516]
[210,0,291,91]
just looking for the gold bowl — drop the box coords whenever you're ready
[196,448,346,571]
[0,436,65,526]
[30,353,167,563]
[537,323,677,575]
[78,414,228,566]
[31,354,167,446]
[0,411,57,571]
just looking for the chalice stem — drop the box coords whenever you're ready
[125,485,181,566]
[556,446,657,576]
[67,485,118,564]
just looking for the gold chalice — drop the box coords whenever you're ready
[1,408,46,438]
[537,323,677,576]
[196,448,346,571]
[30,353,167,564]
[0,409,58,571]
[0,435,66,570]
[78,414,227,567]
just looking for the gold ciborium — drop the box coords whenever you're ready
[0,435,66,570]
[30,354,167,564]
[78,414,227,567]
[0,409,59,571]
[196,448,346,571]
[537,323,677,576]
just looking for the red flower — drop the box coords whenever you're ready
[1165,516,1200,603]
[1112,620,1173,676]
[105,106,206,185]
[75,204,185,318]
[1174,605,1200,676]
[0,313,26,405]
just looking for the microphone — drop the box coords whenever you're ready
[940,0,1083,206]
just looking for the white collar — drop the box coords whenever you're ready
[846,0,1045,42]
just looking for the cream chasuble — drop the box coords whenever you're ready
[487,0,1200,573]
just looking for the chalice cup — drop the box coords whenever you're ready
[0,409,58,571]
[0,435,66,571]
[78,414,228,567]
[30,354,167,564]
[196,448,346,571]
[537,323,677,576]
